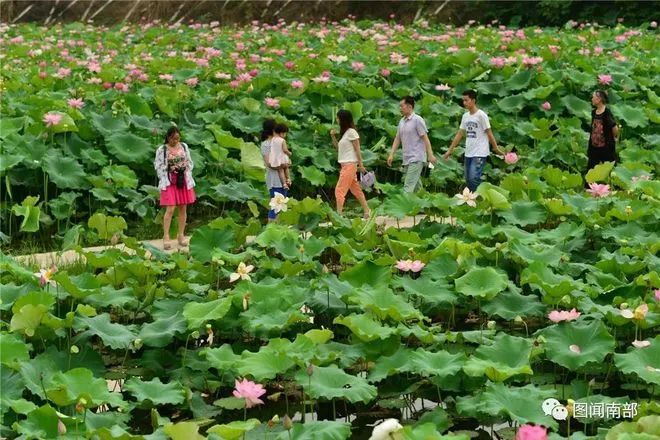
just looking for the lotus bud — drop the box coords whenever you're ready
[283,414,293,430]
[205,323,212,330]
[110,233,121,245]
[514,315,523,323]
[133,338,143,350]
[191,330,200,339]
[588,378,596,388]
[620,302,629,309]
[76,397,87,413]
[247,84,254,92]
[267,414,279,428]
[487,320,496,330]
[561,295,571,305]
[306,364,314,376]
[70,345,79,354]
[566,398,575,416]
[58,419,67,435]
[242,294,250,310]
[625,206,632,215]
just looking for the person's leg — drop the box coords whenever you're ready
[283,165,291,186]
[403,162,424,193]
[464,157,471,190]
[277,167,288,189]
[268,188,277,222]
[335,164,354,214]
[465,157,484,192]
[163,205,176,248]
[177,204,188,245]
[347,172,370,218]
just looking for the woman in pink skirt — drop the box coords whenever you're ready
[154,127,196,249]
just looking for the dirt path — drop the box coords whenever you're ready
[14,215,451,268]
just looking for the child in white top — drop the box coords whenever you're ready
[268,123,292,188]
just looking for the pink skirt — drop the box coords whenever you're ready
[160,172,196,206]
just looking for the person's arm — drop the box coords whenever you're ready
[421,134,436,164]
[154,147,169,190]
[443,130,465,160]
[282,140,292,156]
[612,125,619,140]
[608,111,620,140]
[387,130,401,167]
[262,154,272,169]
[351,139,366,173]
[330,129,339,149]
[486,129,505,156]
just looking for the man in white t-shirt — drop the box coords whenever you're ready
[443,90,505,191]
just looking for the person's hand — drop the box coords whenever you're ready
[330,129,337,138]
[386,153,393,167]
[359,164,367,174]
[428,154,437,165]
[443,151,451,161]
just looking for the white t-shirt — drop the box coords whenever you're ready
[460,109,491,157]
[337,128,360,163]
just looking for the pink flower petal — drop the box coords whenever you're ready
[569,344,581,354]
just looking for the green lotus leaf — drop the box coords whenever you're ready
[240,97,261,113]
[153,86,178,117]
[207,419,260,440]
[449,49,479,67]
[124,93,153,117]
[102,165,138,189]
[342,101,363,121]
[138,312,187,348]
[295,365,377,403]
[183,297,233,330]
[88,212,127,240]
[74,314,137,350]
[353,83,384,99]
[482,288,545,320]
[13,404,61,439]
[403,424,469,440]
[333,314,396,342]
[496,94,526,113]
[201,344,239,374]
[394,277,457,306]
[505,69,533,91]
[541,320,616,370]
[606,415,660,440]
[276,421,351,440]
[105,132,153,164]
[475,183,511,210]
[213,180,263,202]
[507,240,562,266]
[458,383,558,430]
[463,333,533,381]
[43,150,88,189]
[46,367,124,407]
[561,94,592,120]
[611,103,649,128]
[300,165,326,186]
[10,304,48,337]
[0,333,31,368]
[520,261,577,299]
[241,142,265,181]
[48,191,80,220]
[368,346,416,382]
[124,377,186,406]
[454,267,508,299]
[348,286,423,321]
[613,336,660,385]
[340,260,391,287]
[500,201,547,226]
[163,421,206,440]
[90,111,129,137]
[585,161,615,183]
[189,225,235,263]
[11,195,41,232]
[49,112,78,133]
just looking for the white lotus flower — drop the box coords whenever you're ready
[229,262,254,283]
[369,418,403,440]
[455,187,478,207]
[632,340,650,348]
[269,193,290,213]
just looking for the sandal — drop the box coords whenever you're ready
[163,240,173,250]
[363,210,371,220]
[177,236,190,247]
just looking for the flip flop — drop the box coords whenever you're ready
[163,241,173,250]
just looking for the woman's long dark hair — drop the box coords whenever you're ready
[594,89,609,104]
[261,118,276,141]
[337,109,355,137]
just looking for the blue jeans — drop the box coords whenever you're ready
[268,187,288,219]
[464,157,486,192]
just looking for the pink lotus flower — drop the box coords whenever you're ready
[102,82,113,90]
[67,98,84,109]
[586,182,610,198]
[114,82,129,92]
[291,80,304,89]
[490,57,506,68]
[632,340,651,348]
[594,47,603,55]
[395,260,413,272]
[504,152,519,165]
[185,77,198,87]
[515,424,547,440]
[548,308,581,323]
[569,344,581,354]
[43,112,63,127]
[248,69,259,77]
[264,97,280,108]
[655,289,660,302]
[215,72,231,80]
[541,101,551,110]
[233,379,266,408]
[351,61,365,71]
[159,74,173,81]
[409,260,425,273]
[435,83,451,91]
[380,68,391,77]
[38,71,48,79]
[284,61,295,70]
[55,67,71,78]
[229,80,241,89]
[598,74,613,85]
[522,56,543,67]
[651,21,658,28]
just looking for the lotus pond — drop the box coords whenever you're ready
[1,17,659,440]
